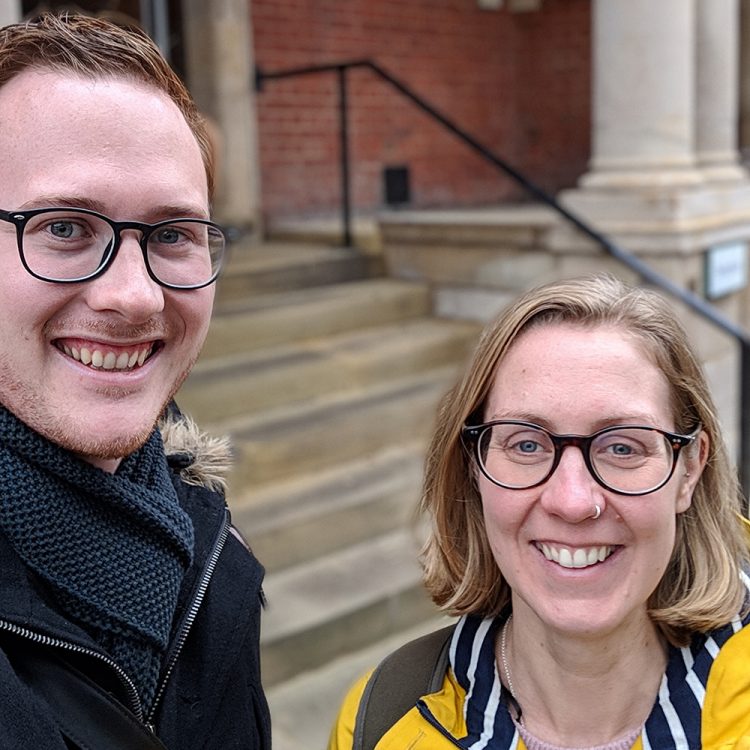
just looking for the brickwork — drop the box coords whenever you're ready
[252,0,591,223]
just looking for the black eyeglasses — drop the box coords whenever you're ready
[0,206,228,290]
[462,420,700,496]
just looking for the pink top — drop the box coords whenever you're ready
[513,718,643,750]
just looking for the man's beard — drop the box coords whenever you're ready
[0,353,197,463]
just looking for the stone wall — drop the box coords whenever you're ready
[251,0,591,224]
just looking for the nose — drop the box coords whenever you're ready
[538,445,603,523]
[84,232,164,322]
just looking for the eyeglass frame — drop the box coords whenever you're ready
[461,419,701,497]
[0,206,229,290]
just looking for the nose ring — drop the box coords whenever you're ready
[591,504,602,520]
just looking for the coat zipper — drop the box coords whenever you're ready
[0,510,231,734]
[146,508,231,725]
[0,617,144,721]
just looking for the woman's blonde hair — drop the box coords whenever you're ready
[421,273,749,645]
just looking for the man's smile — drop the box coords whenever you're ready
[54,338,158,371]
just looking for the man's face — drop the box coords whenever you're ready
[0,69,215,471]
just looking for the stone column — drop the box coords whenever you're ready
[696,0,746,181]
[554,0,750,464]
[581,0,701,189]
[559,0,750,244]
[739,0,750,157]
[181,0,262,232]
[0,1,22,26]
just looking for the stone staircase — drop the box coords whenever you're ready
[175,238,479,749]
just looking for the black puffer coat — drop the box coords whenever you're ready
[0,414,271,750]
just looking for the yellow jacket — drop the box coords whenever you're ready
[329,612,750,750]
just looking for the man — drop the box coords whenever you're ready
[0,12,270,750]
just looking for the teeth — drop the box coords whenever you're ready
[58,342,153,371]
[539,543,614,569]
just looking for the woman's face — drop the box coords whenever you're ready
[478,323,706,638]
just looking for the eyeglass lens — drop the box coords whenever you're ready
[20,210,224,287]
[476,423,675,494]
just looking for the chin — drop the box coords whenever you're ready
[543,606,639,639]
[61,424,156,462]
[36,405,164,463]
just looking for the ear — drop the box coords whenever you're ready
[675,429,709,514]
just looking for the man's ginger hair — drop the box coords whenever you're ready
[0,12,216,199]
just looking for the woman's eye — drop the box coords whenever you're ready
[608,443,634,455]
[509,439,542,454]
[598,439,648,459]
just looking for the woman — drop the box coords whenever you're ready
[329,274,750,749]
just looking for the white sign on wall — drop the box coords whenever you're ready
[704,241,748,300]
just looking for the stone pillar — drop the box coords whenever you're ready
[553,0,750,463]
[739,0,750,158]
[181,0,261,233]
[559,0,750,249]
[0,1,22,26]
[696,0,746,181]
[582,0,701,189]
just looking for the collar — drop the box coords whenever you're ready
[435,594,750,750]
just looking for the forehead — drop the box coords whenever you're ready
[486,322,675,427]
[0,68,207,215]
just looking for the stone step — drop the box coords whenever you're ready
[380,204,556,250]
[201,278,432,359]
[261,527,439,687]
[268,615,454,750]
[178,318,478,424]
[178,235,481,724]
[226,367,457,489]
[266,216,382,254]
[380,205,557,323]
[215,241,382,304]
[232,443,425,573]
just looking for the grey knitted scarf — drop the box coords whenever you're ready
[0,407,194,713]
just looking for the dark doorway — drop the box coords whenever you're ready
[21,0,186,75]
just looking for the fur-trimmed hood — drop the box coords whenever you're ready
[159,411,232,495]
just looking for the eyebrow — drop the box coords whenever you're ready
[485,411,666,432]
[17,195,210,221]
[18,195,101,212]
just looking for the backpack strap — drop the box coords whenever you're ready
[353,624,454,750]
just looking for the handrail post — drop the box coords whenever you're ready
[337,66,352,247]
[741,341,750,507]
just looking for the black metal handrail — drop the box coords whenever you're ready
[255,59,750,499]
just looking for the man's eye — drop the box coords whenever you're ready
[47,221,85,239]
[154,227,185,244]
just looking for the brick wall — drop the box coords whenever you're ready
[252,0,590,224]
